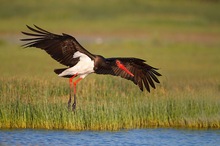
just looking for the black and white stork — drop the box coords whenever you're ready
[21,25,161,111]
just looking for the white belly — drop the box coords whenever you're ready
[58,51,94,78]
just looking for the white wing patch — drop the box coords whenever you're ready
[73,51,91,61]
[58,51,94,78]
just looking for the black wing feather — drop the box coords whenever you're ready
[95,57,161,92]
[21,25,95,67]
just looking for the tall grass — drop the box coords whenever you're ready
[0,76,219,130]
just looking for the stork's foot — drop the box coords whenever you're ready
[67,92,77,112]
[72,94,77,111]
[72,102,76,111]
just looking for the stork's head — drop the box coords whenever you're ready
[116,60,134,77]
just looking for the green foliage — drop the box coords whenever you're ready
[0,76,219,130]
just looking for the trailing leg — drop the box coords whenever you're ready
[68,74,77,110]
[72,78,82,111]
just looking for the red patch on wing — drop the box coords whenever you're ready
[116,60,134,77]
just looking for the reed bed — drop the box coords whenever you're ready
[0,76,219,130]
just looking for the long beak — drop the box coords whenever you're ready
[117,61,134,77]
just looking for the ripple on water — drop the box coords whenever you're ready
[0,128,220,146]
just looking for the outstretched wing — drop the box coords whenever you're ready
[21,25,95,67]
[95,57,161,92]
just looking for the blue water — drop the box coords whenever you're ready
[0,128,220,146]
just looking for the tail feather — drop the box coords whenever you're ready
[54,68,68,75]
[54,68,74,78]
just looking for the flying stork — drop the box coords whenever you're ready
[21,25,161,111]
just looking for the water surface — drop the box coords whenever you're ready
[0,128,219,146]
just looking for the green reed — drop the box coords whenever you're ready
[0,76,219,130]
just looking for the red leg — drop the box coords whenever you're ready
[72,78,82,111]
[68,74,78,110]
[73,78,82,94]
[69,74,78,88]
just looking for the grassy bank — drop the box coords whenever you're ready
[0,76,219,130]
[0,0,220,130]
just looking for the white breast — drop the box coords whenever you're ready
[58,51,94,78]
